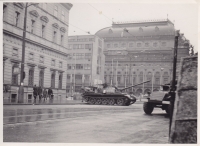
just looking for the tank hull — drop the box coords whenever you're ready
[82,92,136,106]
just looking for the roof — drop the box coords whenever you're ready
[95,19,175,38]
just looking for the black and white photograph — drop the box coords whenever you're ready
[2,0,198,144]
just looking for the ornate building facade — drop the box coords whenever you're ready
[3,3,73,103]
[67,35,105,94]
[95,19,190,96]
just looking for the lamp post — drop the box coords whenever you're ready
[18,3,38,103]
[73,53,76,94]
[152,69,155,93]
[169,30,180,136]
[111,52,122,85]
[160,68,164,85]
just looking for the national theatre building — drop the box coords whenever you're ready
[95,19,190,96]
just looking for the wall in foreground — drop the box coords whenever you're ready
[169,56,197,143]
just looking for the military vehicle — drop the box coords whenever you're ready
[81,81,150,106]
[141,81,177,115]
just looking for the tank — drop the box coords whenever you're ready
[81,81,150,106]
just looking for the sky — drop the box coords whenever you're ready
[68,1,199,52]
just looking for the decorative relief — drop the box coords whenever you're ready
[52,23,59,29]
[29,10,39,18]
[40,16,49,23]
[60,27,66,33]
[13,3,24,9]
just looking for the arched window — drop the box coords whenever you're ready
[51,72,55,88]
[28,68,34,86]
[39,70,44,87]
[58,73,63,89]
[146,72,152,84]
[12,64,19,85]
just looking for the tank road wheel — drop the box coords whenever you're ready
[102,98,108,105]
[143,102,154,115]
[117,98,124,106]
[90,98,95,105]
[84,97,89,102]
[108,98,115,105]
[96,98,102,105]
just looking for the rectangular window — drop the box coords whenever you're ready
[12,66,18,85]
[39,56,44,63]
[3,4,7,21]
[42,25,45,38]
[78,44,84,49]
[84,64,91,70]
[145,43,149,47]
[61,10,65,21]
[162,42,166,46]
[58,73,63,89]
[15,12,20,27]
[53,31,57,43]
[54,6,58,17]
[85,44,92,49]
[12,48,18,56]
[153,42,157,47]
[107,44,110,48]
[129,43,133,47]
[67,64,72,69]
[76,64,83,69]
[51,59,55,66]
[137,43,141,47]
[29,53,34,60]
[69,44,73,49]
[60,35,63,45]
[31,20,35,34]
[73,44,78,49]
[97,67,99,74]
[155,78,160,85]
[59,61,62,68]
[85,53,91,59]
[117,76,121,83]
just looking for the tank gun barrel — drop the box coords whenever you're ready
[119,80,151,91]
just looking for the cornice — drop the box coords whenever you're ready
[10,58,21,63]
[38,64,47,69]
[27,62,37,67]
[61,3,73,11]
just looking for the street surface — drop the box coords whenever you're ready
[4,103,169,143]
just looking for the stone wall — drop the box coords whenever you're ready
[169,56,197,143]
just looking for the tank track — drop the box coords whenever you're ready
[83,97,131,106]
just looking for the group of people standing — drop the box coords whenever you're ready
[33,85,53,102]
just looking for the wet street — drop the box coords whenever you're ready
[4,103,170,143]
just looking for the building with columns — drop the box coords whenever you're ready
[3,3,73,103]
[66,35,105,94]
[95,19,190,96]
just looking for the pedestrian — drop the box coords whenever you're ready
[48,87,53,100]
[38,86,43,102]
[43,88,47,101]
[33,84,38,104]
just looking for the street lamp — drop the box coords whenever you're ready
[160,68,164,85]
[111,52,122,85]
[152,69,155,93]
[18,2,38,103]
